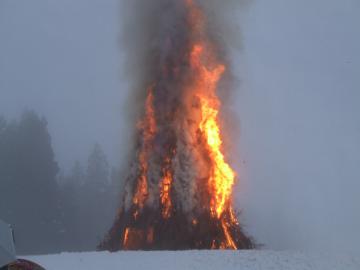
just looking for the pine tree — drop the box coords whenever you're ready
[0,111,60,254]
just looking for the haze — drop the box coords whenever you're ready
[0,0,359,254]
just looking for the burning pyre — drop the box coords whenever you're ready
[100,0,253,250]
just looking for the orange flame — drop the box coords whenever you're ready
[221,220,237,249]
[187,0,239,249]
[123,227,130,247]
[132,87,156,215]
[189,44,235,220]
[187,1,236,219]
[160,169,173,219]
[117,0,248,251]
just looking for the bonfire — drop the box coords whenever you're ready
[99,0,253,250]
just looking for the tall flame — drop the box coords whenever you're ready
[190,44,234,218]
[100,0,253,251]
[187,1,239,248]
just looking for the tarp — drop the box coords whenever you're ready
[0,219,16,267]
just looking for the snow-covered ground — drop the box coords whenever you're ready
[25,250,360,270]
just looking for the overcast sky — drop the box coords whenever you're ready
[0,0,125,170]
[1,0,359,253]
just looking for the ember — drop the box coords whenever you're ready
[99,0,253,250]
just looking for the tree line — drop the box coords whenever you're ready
[0,111,122,254]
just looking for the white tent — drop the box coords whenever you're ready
[0,219,16,267]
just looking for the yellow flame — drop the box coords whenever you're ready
[123,228,130,247]
[189,43,235,218]
[186,0,239,249]
[221,220,237,249]
[123,0,242,250]
[199,97,235,218]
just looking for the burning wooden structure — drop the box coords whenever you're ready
[99,0,253,250]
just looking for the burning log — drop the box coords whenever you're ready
[99,0,254,250]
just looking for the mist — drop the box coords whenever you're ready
[234,0,360,253]
[0,0,359,254]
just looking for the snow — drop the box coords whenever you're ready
[25,250,360,270]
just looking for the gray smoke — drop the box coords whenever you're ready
[120,0,250,122]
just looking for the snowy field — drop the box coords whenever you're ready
[25,250,360,270]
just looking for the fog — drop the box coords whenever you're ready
[1,0,359,254]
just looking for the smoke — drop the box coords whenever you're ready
[99,0,254,250]
[118,0,251,207]
[119,0,250,121]
[116,0,245,212]
[2,0,359,253]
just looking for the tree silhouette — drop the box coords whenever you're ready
[0,111,59,254]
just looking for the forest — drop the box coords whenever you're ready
[0,111,122,254]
